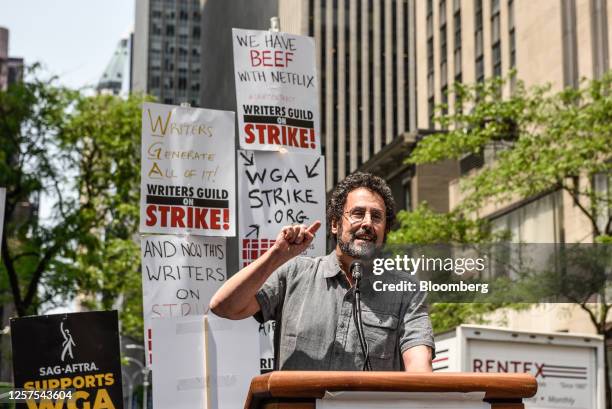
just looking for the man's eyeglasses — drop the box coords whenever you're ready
[343,207,385,225]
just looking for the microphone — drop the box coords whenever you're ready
[350,261,363,281]
[349,260,372,371]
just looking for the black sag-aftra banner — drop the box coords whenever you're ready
[11,310,123,409]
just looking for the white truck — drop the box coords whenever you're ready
[434,325,605,409]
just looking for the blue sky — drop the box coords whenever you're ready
[0,0,134,89]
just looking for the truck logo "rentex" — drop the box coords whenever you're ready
[473,359,587,380]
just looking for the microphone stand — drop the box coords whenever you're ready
[351,261,372,371]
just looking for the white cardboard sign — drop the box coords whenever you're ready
[152,316,208,409]
[206,315,260,408]
[151,315,260,409]
[140,102,236,236]
[141,235,226,366]
[232,28,320,154]
[237,150,326,268]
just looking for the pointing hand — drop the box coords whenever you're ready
[272,220,322,259]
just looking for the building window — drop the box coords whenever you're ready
[508,0,516,88]
[150,75,161,88]
[453,0,462,84]
[440,3,448,91]
[476,56,484,81]
[491,0,501,77]
[474,0,484,82]
[441,85,448,119]
[428,96,435,127]
[427,0,435,127]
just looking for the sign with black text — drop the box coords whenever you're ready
[237,150,325,267]
[11,311,123,409]
[140,102,236,236]
[232,28,319,153]
[141,235,226,366]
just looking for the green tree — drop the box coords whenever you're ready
[0,71,79,317]
[61,93,151,339]
[0,71,149,342]
[395,72,611,405]
[409,74,611,239]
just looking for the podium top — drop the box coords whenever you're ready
[245,371,537,409]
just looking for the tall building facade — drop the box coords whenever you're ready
[132,0,205,106]
[300,1,416,189]
[0,27,24,91]
[415,0,610,129]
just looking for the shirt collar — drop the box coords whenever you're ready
[322,251,344,278]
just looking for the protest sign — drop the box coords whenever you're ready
[11,311,123,409]
[206,314,260,408]
[140,102,236,236]
[151,315,259,409]
[141,235,226,366]
[237,150,326,267]
[258,321,275,373]
[0,187,5,256]
[232,28,319,154]
[151,316,207,409]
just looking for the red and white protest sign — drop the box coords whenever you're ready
[232,28,320,154]
[140,102,236,236]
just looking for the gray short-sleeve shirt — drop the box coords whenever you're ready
[255,252,435,371]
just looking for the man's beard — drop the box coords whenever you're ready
[337,225,381,260]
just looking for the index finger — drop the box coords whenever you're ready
[306,220,322,235]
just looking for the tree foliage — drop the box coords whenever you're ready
[61,93,151,339]
[409,73,612,237]
[388,203,498,245]
[0,69,79,316]
[1,69,149,339]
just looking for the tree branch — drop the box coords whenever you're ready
[578,302,601,332]
[22,242,61,313]
[562,184,601,236]
[1,233,24,316]
[11,251,39,262]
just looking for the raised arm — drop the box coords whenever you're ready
[209,221,321,320]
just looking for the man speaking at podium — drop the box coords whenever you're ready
[210,172,434,372]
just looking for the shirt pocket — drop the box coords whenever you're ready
[361,309,399,360]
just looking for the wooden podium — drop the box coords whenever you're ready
[244,372,537,409]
